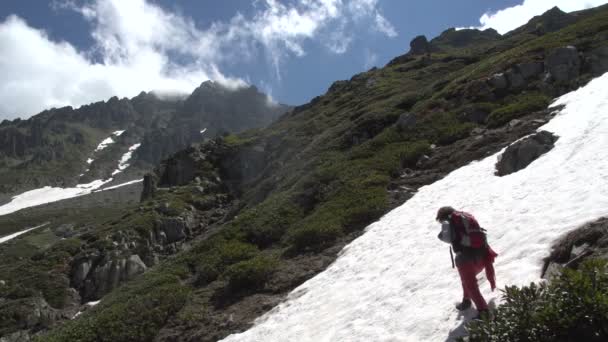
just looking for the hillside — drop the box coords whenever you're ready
[1,4,608,342]
[0,82,289,199]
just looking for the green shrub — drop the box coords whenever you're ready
[486,93,550,128]
[399,141,431,167]
[194,239,259,285]
[290,223,342,252]
[467,259,608,342]
[222,255,278,292]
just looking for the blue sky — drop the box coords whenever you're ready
[0,0,606,120]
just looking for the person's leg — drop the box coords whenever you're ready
[457,261,488,311]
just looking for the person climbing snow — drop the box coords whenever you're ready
[436,206,498,320]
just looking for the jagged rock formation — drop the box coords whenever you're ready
[495,130,558,176]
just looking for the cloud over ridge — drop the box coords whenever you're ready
[476,0,608,34]
[0,0,396,119]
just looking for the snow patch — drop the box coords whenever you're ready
[87,158,94,164]
[94,137,115,152]
[200,128,207,134]
[93,130,125,152]
[221,74,608,342]
[0,223,49,244]
[111,143,141,176]
[98,179,143,191]
[0,178,113,217]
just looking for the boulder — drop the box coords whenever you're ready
[515,61,544,79]
[409,35,431,55]
[81,254,148,300]
[159,217,188,243]
[488,73,508,89]
[505,69,525,89]
[396,112,417,131]
[126,255,147,278]
[140,173,157,201]
[587,45,608,76]
[545,46,580,83]
[495,130,558,176]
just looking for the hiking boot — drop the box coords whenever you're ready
[455,298,472,311]
[473,309,491,321]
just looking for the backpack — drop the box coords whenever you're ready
[450,211,487,249]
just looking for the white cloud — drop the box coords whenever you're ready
[476,0,608,34]
[0,0,396,119]
[374,12,397,37]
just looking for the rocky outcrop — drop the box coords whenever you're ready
[542,217,608,279]
[586,45,608,76]
[545,46,581,84]
[430,28,501,49]
[76,253,148,301]
[409,35,432,55]
[508,6,575,36]
[141,174,157,201]
[495,130,558,176]
[396,112,417,131]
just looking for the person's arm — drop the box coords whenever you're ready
[437,221,453,243]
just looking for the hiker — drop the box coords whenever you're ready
[436,206,498,319]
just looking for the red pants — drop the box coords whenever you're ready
[457,259,488,311]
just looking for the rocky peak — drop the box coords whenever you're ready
[508,6,575,36]
[409,35,432,55]
[430,28,501,49]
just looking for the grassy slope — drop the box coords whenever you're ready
[12,5,608,341]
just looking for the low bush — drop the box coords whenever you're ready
[467,259,608,342]
[290,223,342,252]
[486,93,550,128]
[222,255,278,292]
[194,239,259,285]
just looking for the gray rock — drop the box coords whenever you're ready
[159,217,188,243]
[416,155,431,168]
[71,259,92,288]
[570,243,590,259]
[542,262,563,280]
[488,73,508,89]
[545,46,580,83]
[396,112,417,131]
[515,62,544,79]
[506,69,525,89]
[126,255,147,278]
[588,45,608,76]
[140,173,157,201]
[409,35,431,55]
[0,280,5,286]
[495,130,558,176]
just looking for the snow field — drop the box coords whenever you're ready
[221,74,608,341]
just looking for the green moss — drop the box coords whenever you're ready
[222,255,278,292]
[487,93,551,128]
[193,239,260,285]
[40,272,190,342]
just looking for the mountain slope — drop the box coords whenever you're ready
[2,5,608,342]
[0,82,288,198]
[220,70,608,342]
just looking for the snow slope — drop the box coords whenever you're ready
[0,223,48,244]
[221,73,608,341]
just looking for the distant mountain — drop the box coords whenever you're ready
[0,82,290,197]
